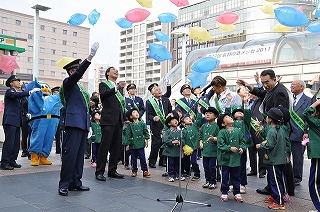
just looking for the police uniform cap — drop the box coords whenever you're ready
[6,75,20,87]
[192,86,201,94]
[51,86,60,93]
[126,108,139,122]
[63,59,81,71]
[165,112,179,128]
[180,84,192,94]
[91,109,101,117]
[217,113,231,130]
[203,106,219,117]
[126,83,136,91]
[265,108,283,123]
[148,83,158,92]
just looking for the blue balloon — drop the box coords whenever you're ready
[115,18,133,29]
[307,21,320,32]
[191,57,220,73]
[158,13,177,23]
[148,43,172,62]
[68,13,87,26]
[154,31,170,42]
[315,2,320,19]
[274,6,309,27]
[187,72,209,88]
[88,9,100,26]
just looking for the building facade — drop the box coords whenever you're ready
[93,63,112,93]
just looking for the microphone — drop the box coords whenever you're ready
[200,83,212,95]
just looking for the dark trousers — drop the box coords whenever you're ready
[96,122,122,176]
[55,126,61,154]
[221,166,241,195]
[309,158,320,211]
[248,132,267,174]
[182,151,200,177]
[21,124,29,154]
[291,141,305,181]
[91,143,100,163]
[168,156,179,178]
[1,125,20,166]
[269,164,286,205]
[59,127,87,189]
[149,133,164,166]
[240,151,247,186]
[203,157,216,184]
[124,147,130,166]
[85,142,91,158]
[131,148,148,173]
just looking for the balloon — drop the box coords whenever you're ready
[298,6,303,12]
[216,12,239,25]
[307,21,320,32]
[260,4,275,15]
[313,9,316,16]
[158,13,177,23]
[88,9,100,26]
[191,57,220,73]
[115,18,133,29]
[170,0,189,7]
[125,8,150,23]
[274,6,309,27]
[0,55,19,73]
[148,43,172,62]
[136,0,152,8]
[216,22,236,32]
[265,0,281,2]
[189,27,213,43]
[67,13,87,26]
[272,23,292,32]
[315,2,320,19]
[187,71,209,88]
[154,31,170,42]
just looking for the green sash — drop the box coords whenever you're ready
[59,82,90,110]
[250,117,259,132]
[289,106,305,131]
[176,99,196,117]
[105,80,126,112]
[214,96,223,114]
[194,97,209,110]
[148,97,165,125]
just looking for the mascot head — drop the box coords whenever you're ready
[39,82,51,96]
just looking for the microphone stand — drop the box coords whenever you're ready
[157,93,211,211]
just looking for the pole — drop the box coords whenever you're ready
[181,34,186,84]
[33,8,39,79]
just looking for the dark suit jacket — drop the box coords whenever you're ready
[251,83,290,113]
[176,97,198,116]
[290,93,311,142]
[63,59,91,131]
[125,96,145,118]
[2,88,29,127]
[99,81,124,127]
[146,96,172,136]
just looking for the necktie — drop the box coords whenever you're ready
[158,99,164,114]
[187,98,190,106]
[293,94,297,107]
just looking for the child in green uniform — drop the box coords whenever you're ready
[217,113,246,202]
[89,110,102,168]
[303,98,320,211]
[256,108,287,210]
[199,107,220,189]
[123,109,150,178]
[162,113,185,182]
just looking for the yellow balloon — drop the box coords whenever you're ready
[260,3,275,15]
[265,0,281,2]
[272,23,292,32]
[136,0,152,8]
[56,57,77,68]
[216,22,236,32]
[189,27,213,42]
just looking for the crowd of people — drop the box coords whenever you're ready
[0,43,319,210]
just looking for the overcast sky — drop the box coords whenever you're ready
[0,0,202,66]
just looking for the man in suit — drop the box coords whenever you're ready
[1,75,40,170]
[176,84,198,117]
[58,42,99,196]
[95,66,126,181]
[290,80,311,185]
[146,83,172,168]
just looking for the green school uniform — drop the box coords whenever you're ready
[199,122,219,157]
[89,121,101,143]
[162,128,183,157]
[217,128,246,167]
[124,121,150,149]
[182,112,202,150]
[303,107,320,159]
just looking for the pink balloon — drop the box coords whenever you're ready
[125,8,150,23]
[216,12,239,25]
[298,6,303,12]
[170,0,189,7]
[0,55,19,73]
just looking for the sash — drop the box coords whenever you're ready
[176,99,196,117]
[59,82,90,110]
[105,80,126,112]
[289,106,305,131]
[250,117,259,132]
[214,96,223,114]
[127,97,139,111]
[194,97,209,110]
[148,97,165,125]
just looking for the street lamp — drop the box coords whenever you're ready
[30,1,50,79]
[171,27,189,84]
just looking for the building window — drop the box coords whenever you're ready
[50,71,55,77]
[28,57,33,63]
[2,17,7,23]
[139,42,144,48]
[51,60,56,65]
[61,72,66,77]
[39,70,44,76]
[51,49,56,55]
[73,31,77,36]
[40,25,45,30]
[15,69,20,73]
[28,34,33,39]
[72,52,77,57]
[27,69,32,74]
[139,34,144,41]
[16,20,21,25]
[133,36,138,42]
[2,29,7,35]
[139,72,144,78]
[63,29,67,34]
[28,22,33,28]
[52,27,56,32]
[40,48,45,53]
[28,46,33,51]
[62,40,67,45]
[40,36,45,42]
[16,56,20,61]
[62,51,67,56]
[73,42,77,47]
[139,57,144,63]
[39,59,44,64]
[15,32,21,38]
[51,38,56,44]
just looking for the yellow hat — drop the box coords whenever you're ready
[56,57,81,71]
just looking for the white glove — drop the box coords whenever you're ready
[163,77,170,86]
[90,42,99,57]
[26,113,31,120]
[29,88,41,95]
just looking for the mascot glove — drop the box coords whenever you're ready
[29,88,41,95]
[90,42,100,57]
